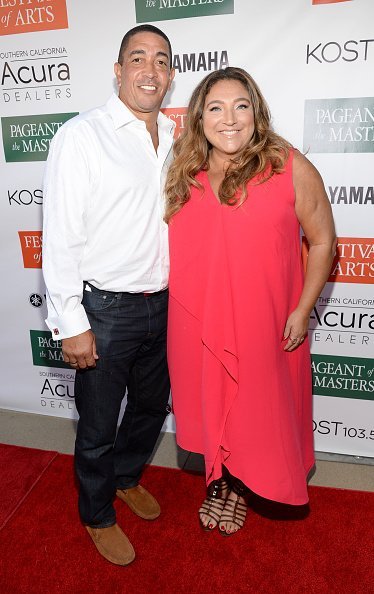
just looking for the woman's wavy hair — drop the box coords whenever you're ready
[164,67,291,223]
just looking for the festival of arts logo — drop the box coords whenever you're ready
[18,230,42,268]
[1,111,77,161]
[302,237,374,284]
[30,329,69,369]
[311,354,374,401]
[303,98,374,153]
[161,107,187,138]
[135,0,234,23]
[329,238,374,283]
[0,0,68,36]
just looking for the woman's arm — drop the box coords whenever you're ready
[283,151,337,352]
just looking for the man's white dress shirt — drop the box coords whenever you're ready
[42,94,175,340]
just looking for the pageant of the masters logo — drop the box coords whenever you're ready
[30,329,69,369]
[135,0,233,23]
[2,111,77,161]
[312,354,374,401]
[0,0,68,36]
[31,330,76,410]
[303,98,374,153]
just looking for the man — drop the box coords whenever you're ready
[42,25,175,566]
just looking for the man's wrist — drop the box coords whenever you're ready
[45,306,91,340]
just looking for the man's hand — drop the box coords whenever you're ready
[62,330,98,369]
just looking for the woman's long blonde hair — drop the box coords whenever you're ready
[164,67,291,223]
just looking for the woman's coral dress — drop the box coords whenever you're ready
[168,152,314,505]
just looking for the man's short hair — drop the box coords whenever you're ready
[117,24,173,66]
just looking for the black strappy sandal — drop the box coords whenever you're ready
[219,477,249,536]
[199,477,230,531]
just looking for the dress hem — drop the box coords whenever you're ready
[176,436,314,507]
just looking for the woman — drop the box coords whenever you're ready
[165,67,336,536]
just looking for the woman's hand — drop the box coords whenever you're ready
[283,308,309,352]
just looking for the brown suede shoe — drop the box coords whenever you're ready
[116,485,161,520]
[85,523,135,566]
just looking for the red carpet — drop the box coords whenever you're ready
[0,447,373,594]
[0,444,57,530]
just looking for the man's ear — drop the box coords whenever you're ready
[168,68,175,90]
[114,62,122,86]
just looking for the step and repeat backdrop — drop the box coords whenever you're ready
[1,0,373,457]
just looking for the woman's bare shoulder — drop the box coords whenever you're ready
[292,150,324,190]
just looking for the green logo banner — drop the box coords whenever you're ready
[312,354,374,401]
[303,97,374,153]
[30,330,70,368]
[135,0,234,22]
[2,112,78,162]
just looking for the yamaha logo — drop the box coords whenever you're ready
[29,293,43,308]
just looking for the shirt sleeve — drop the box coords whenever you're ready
[42,121,96,340]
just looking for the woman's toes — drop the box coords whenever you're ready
[219,492,247,535]
[200,513,216,529]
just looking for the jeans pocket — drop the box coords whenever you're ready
[82,285,117,312]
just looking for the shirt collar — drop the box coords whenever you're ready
[157,109,176,137]
[106,93,175,137]
[106,93,137,129]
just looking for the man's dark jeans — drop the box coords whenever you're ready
[74,283,170,528]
